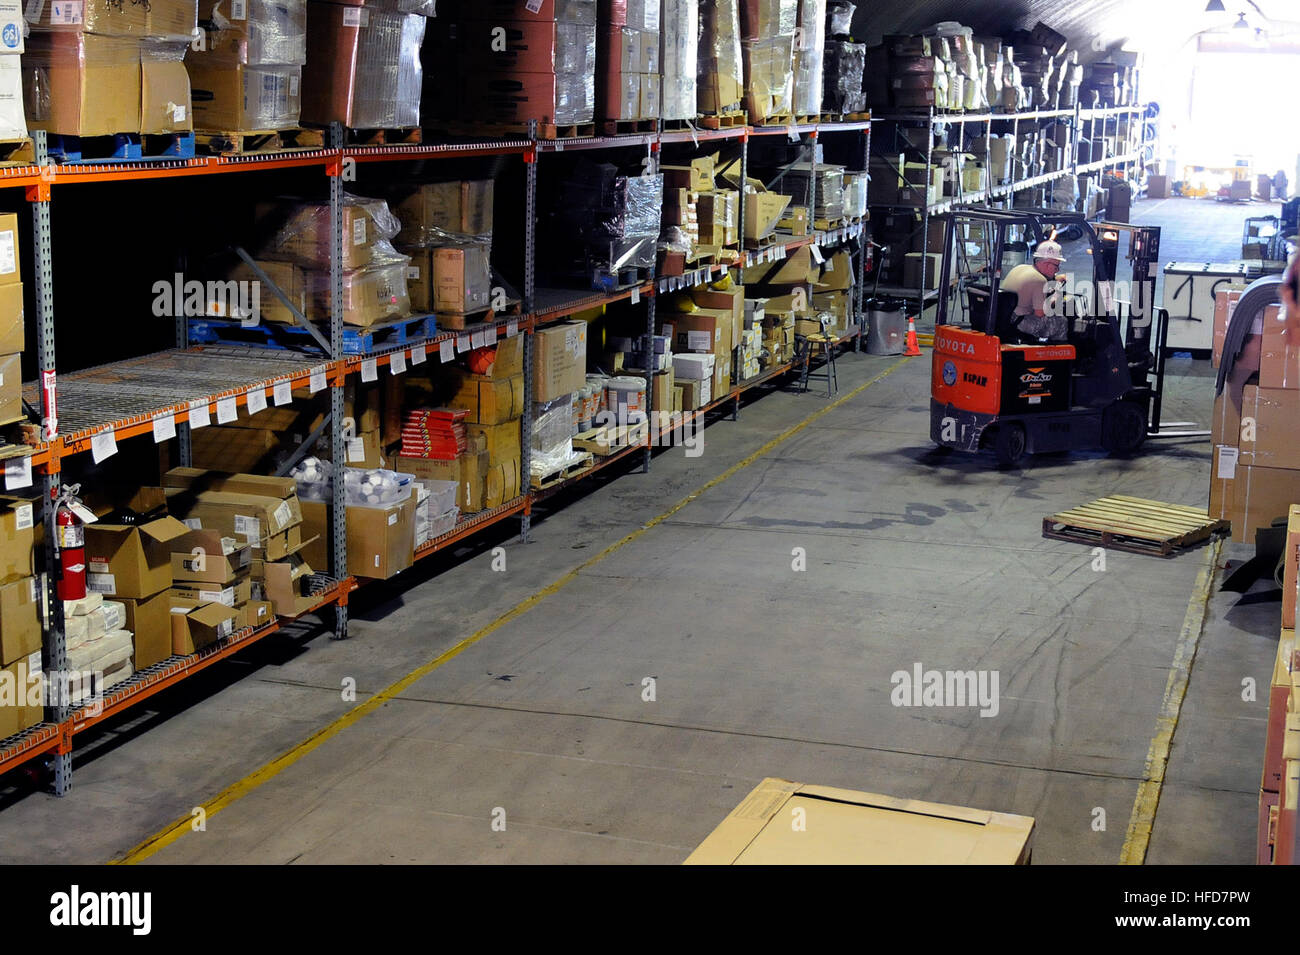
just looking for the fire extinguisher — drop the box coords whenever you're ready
[55,484,86,602]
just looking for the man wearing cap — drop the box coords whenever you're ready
[1000,240,1068,342]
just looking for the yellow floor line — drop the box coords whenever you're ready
[1119,536,1222,865]
[115,356,914,864]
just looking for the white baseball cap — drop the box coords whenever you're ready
[1034,239,1066,263]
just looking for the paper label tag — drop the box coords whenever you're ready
[471,329,486,349]
[352,216,367,245]
[231,0,246,18]
[687,330,711,351]
[4,455,31,490]
[50,0,82,24]
[1217,445,1239,480]
[506,320,518,338]
[309,366,327,394]
[524,0,542,11]
[407,266,420,281]
[172,105,187,123]
[347,437,365,462]
[273,499,292,530]
[200,587,235,607]
[183,518,202,531]
[457,334,471,353]
[14,502,32,530]
[246,387,267,415]
[360,358,378,382]
[152,414,176,443]
[90,429,118,464]
[216,396,238,424]
[342,5,364,26]
[387,513,398,526]
[631,286,640,305]
[233,514,261,543]
[86,572,115,594]
[810,244,824,264]
[440,339,455,362]
[485,325,498,345]
[411,344,427,365]
[390,350,407,375]
[273,381,292,406]
[188,399,211,429]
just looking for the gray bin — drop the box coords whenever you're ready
[866,298,907,355]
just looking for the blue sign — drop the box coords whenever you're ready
[942,360,957,387]
[2,24,18,49]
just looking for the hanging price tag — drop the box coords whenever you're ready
[309,366,327,393]
[389,350,407,375]
[188,399,211,429]
[152,413,176,443]
[457,334,471,353]
[90,428,118,464]
[246,386,267,415]
[4,455,31,490]
[273,381,293,406]
[810,244,824,264]
[360,358,378,382]
[506,320,518,338]
[485,325,498,345]
[411,343,427,365]
[631,286,640,305]
[216,396,238,423]
[471,329,487,349]
[440,339,455,362]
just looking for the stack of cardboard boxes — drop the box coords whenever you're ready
[163,470,313,630]
[189,394,329,474]
[301,1,429,128]
[660,155,740,271]
[189,0,307,132]
[0,214,20,427]
[23,0,196,139]
[697,0,741,116]
[393,179,494,324]
[660,281,740,408]
[1209,298,1300,542]
[83,488,189,669]
[527,321,588,483]
[740,0,796,124]
[0,495,41,736]
[597,0,660,123]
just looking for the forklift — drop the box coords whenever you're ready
[929,207,1174,466]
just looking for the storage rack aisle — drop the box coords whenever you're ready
[868,103,1147,313]
[0,114,873,794]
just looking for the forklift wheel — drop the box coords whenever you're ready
[1102,402,1148,456]
[994,423,1027,468]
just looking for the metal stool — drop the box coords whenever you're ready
[799,316,838,397]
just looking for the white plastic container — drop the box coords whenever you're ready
[605,376,647,422]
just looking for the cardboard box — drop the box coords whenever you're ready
[0,575,40,665]
[1265,629,1295,792]
[305,263,411,328]
[394,180,494,244]
[239,599,275,630]
[1261,303,1300,390]
[227,259,305,325]
[679,377,711,410]
[639,72,658,118]
[140,52,191,134]
[1211,286,1247,369]
[165,489,302,559]
[0,498,33,581]
[601,69,640,120]
[0,655,41,739]
[250,553,316,617]
[466,420,521,468]
[188,62,302,131]
[489,333,524,378]
[122,591,171,669]
[0,281,20,354]
[1260,786,1280,864]
[744,192,792,241]
[484,457,520,508]
[0,352,19,422]
[1230,465,1300,543]
[684,778,1035,864]
[259,199,376,271]
[1240,386,1300,471]
[533,320,587,402]
[0,214,18,290]
[24,33,142,136]
[1286,508,1300,629]
[401,246,433,313]
[663,310,733,357]
[395,451,488,514]
[817,251,855,292]
[0,54,24,140]
[170,601,238,655]
[661,155,715,192]
[1148,174,1169,198]
[433,243,492,314]
[84,489,189,599]
[347,496,416,579]
[904,252,943,290]
[450,373,525,425]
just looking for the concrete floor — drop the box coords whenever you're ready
[0,197,1280,865]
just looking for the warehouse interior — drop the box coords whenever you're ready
[0,0,1295,873]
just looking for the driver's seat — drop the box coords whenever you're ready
[967,286,1023,342]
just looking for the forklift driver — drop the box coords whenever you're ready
[1000,240,1069,343]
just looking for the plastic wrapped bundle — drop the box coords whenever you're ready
[740,0,797,123]
[620,174,665,239]
[343,468,414,507]
[826,0,853,36]
[822,39,864,114]
[200,0,308,66]
[259,193,402,270]
[302,5,425,128]
[660,0,697,120]
[792,0,825,117]
[698,0,743,115]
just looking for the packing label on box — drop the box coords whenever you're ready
[230,0,247,18]
[200,587,235,607]
[687,330,711,350]
[352,216,367,245]
[234,514,261,544]
[273,500,293,530]
[1217,445,1238,479]
[0,225,13,275]
[86,573,115,594]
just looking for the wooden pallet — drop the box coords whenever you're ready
[599,118,657,136]
[573,422,648,456]
[530,452,595,489]
[698,110,747,129]
[435,299,523,332]
[752,113,793,128]
[1042,495,1227,558]
[194,127,326,156]
[444,121,595,141]
[744,232,781,250]
[342,127,422,146]
[819,112,871,123]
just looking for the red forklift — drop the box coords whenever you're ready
[929,207,1174,466]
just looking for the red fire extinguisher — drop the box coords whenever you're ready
[55,484,86,602]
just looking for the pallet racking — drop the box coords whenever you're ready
[0,115,872,793]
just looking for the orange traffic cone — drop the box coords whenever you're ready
[902,316,923,357]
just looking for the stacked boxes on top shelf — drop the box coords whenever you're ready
[659,0,694,121]
[547,158,662,291]
[740,0,796,125]
[822,0,864,117]
[528,321,588,486]
[301,0,431,130]
[660,153,739,274]
[697,0,741,118]
[597,0,661,124]
[391,178,494,327]
[189,0,307,133]
[22,0,197,141]
[0,214,20,428]
[0,492,41,736]
[790,0,824,119]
